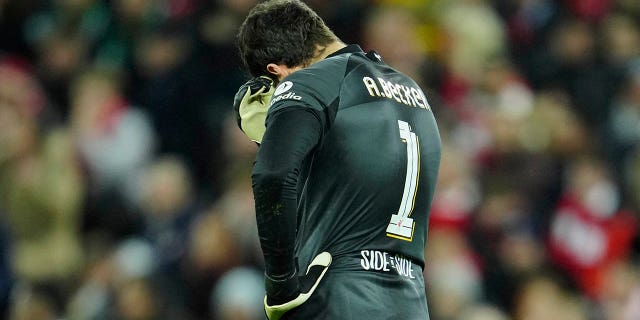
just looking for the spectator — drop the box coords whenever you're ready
[513,274,589,320]
[362,6,428,84]
[547,155,638,298]
[9,284,58,320]
[138,156,198,271]
[114,278,160,320]
[131,25,224,195]
[136,156,200,314]
[69,67,155,237]
[606,58,640,184]
[598,259,640,320]
[457,304,510,320]
[70,67,155,197]
[0,57,84,314]
[440,0,507,87]
[183,209,241,318]
[428,145,481,231]
[210,267,264,320]
[425,229,482,320]
[599,13,640,66]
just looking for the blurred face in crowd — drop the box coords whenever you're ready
[115,0,152,22]
[601,14,640,64]
[115,279,158,320]
[425,229,481,319]
[188,211,239,273]
[551,20,595,65]
[363,8,424,79]
[37,34,87,81]
[140,157,192,219]
[0,102,36,163]
[70,71,119,135]
[0,62,41,162]
[514,276,588,320]
[9,289,57,320]
[566,157,619,218]
[135,33,188,78]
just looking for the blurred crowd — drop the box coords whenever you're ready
[0,0,639,319]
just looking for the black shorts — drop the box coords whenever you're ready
[282,251,430,320]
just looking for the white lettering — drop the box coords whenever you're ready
[400,85,416,107]
[380,79,402,103]
[377,251,389,271]
[377,78,393,98]
[363,77,381,97]
[270,92,302,105]
[371,250,378,269]
[411,88,426,109]
[395,84,409,105]
[363,76,429,110]
[360,250,370,270]
[393,255,416,279]
[359,250,415,278]
[389,83,403,103]
[381,79,400,102]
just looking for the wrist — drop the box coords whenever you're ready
[265,270,300,305]
[265,255,297,281]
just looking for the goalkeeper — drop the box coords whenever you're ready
[234,1,441,319]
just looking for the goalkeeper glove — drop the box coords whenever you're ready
[264,252,332,320]
[233,76,275,144]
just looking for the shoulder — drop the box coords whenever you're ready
[287,54,351,89]
[268,54,352,114]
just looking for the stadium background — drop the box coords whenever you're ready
[1,0,640,319]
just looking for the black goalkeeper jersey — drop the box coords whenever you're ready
[254,45,441,276]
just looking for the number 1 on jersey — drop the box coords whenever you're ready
[387,120,419,241]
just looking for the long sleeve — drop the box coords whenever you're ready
[252,107,323,280]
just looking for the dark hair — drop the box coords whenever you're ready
[237,0,338,79]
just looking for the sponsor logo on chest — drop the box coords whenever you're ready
[270,81,302,105]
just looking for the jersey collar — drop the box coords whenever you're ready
[326,44,363,58]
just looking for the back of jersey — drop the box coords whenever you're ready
[273,47,441,269]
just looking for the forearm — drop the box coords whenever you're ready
[253,173,298,279]
[252,107,322,279]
